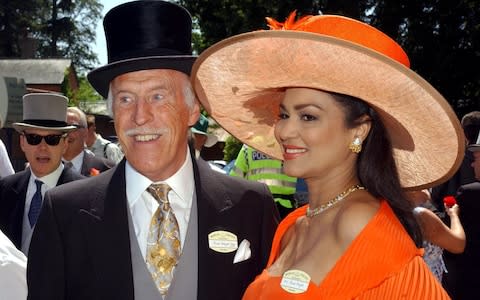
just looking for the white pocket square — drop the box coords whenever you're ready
[233,239,251,264]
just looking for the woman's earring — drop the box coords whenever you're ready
[349,136,362,153]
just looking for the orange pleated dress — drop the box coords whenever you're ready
[242,200,451,299]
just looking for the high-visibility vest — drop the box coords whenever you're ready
[230,146,297,208]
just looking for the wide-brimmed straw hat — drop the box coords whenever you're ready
[192,13,464,189]
[87,0,196,98]
[12,93,76,133]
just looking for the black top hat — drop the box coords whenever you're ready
[87,0,196,98]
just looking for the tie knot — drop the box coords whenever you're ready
[35,180,43,190]
[147,183,172,204]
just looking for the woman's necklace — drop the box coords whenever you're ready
[306,184,365,218]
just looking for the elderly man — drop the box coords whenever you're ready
[0,93,84,255]
[27,2,278,300]
[63,107,114,176]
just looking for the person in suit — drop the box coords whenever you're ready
[430,111,480,217]
[442,131,480,299]
[85,114,124,164]
[0,93,85,255]
[27,1,279,300]
[63,106,114,176]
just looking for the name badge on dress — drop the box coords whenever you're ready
[280,269,311,294]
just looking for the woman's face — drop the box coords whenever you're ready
[274,88,365,180]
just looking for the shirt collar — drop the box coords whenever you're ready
[125,146,195,208]
[30,163,64,189]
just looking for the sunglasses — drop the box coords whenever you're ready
[23,133,67,146]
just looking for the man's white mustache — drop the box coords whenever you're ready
[125,128,169,136]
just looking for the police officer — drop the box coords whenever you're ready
[230,144,297,218]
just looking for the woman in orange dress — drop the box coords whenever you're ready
[192,12,463,299]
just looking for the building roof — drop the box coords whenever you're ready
[0,59,72,84]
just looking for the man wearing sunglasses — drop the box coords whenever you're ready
[0,93,85,255]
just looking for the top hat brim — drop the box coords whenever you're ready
[467,144,480,152]
[88,55,197,98]
[192,30,465,190]
[13,122,76,133]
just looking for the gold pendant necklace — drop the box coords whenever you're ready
[306,184,365,218]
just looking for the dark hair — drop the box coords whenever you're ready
[461,111,480,144]
[331,92,423,246]
[86,115,96,129]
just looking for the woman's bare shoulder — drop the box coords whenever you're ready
[334,195,380,248]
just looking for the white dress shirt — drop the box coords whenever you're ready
[0,229,27,300]
[126,148,195,259]
[63,150,85,173]
[21,164,65,255]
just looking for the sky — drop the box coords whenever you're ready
[93,0,130,68]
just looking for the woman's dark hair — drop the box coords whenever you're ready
[331,92,423,246]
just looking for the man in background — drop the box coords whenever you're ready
[431,111,480,215]
[63,107,114,176]
[442,130,480,299]
[85,114,123,164]
[190,114,225,173]
[0,93,84,254]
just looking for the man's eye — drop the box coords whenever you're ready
[117,96,132,104]
[152,94,164,101]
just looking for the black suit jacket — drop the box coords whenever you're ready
[0,167,85,248]
[27,157,279,300]
[80,150,114,176]
[443,181,480,300]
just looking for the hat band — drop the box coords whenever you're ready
[22,119,69,128]
[109,47,191,63]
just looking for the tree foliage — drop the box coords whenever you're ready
[178,0,479,117]
[0,0,103,75]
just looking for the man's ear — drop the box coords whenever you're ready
[188,101,201,127]
[19,134,26,152]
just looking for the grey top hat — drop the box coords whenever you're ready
[12,93,77,133]
[467,130,480,152]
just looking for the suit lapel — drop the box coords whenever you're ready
[81,150,90,176]
[9,170,30,248]
[81,162,134,299]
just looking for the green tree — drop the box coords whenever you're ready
[223,135,243,162]
[0,0,103,74]
[35,0,103,74]
[0,0,44,57]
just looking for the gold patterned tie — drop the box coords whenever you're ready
[146,183,181,296]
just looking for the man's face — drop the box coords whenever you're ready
[472,151,480,180]
[111,69,199,181]
[20,128,68,177]
[64,112,87,159]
